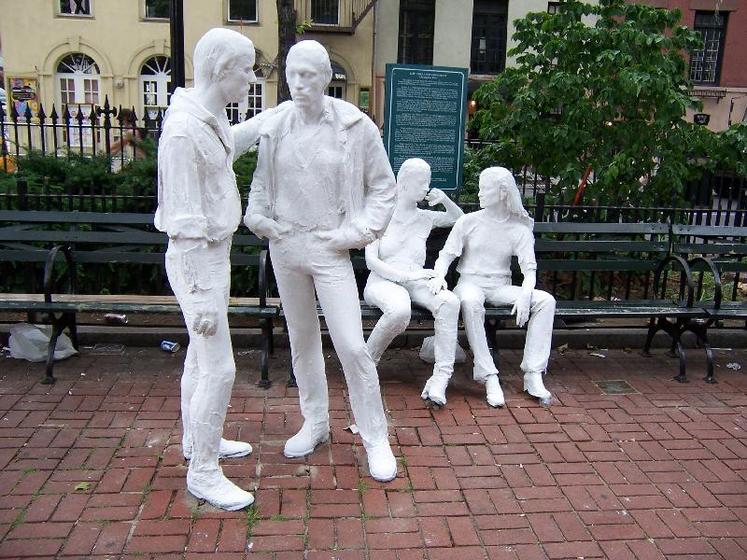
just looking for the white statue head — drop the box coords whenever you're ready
[193,28,256,103]
[397,158,431,203]
[478,167,533,226]
[286,40,332,110]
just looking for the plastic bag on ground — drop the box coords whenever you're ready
[419,335,467,364]
[9,323,78,362]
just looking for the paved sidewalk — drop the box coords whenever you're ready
[0,344,746,559]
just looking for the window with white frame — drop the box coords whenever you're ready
[144,0,169,19]
[311,0,339,25]
[327,62,347,100]
[59,0,92,16]
[226,78,265,123]
[140,56,171,119]
[56,53,100,146]
[228,0,258,23]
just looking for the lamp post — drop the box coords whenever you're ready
[169,0,185,93]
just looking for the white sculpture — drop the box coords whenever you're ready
[244,41,398,481]
[155,28,275,510]
[432,167,554,407]
[364,158,463,406]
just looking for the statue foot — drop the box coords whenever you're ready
[523,371,552,405]
[284,421,330,458]
[184,438,253,461]
[365,442,397,482]
[420,375,449,407]
[187,470,254,511]
[485,375,505,408]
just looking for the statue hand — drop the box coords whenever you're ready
[425,189,448,207]
[511,292,531,328]
[192,309,218,337]
[317,227,369,250]
[245,214,289,241]
[427,275,447,294]
[407,269,438,282]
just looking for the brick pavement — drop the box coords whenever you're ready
[0,344,746,559]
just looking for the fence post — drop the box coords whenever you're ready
[16,177,28,211]
[534,192,545,222]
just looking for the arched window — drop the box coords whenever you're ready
[327,61,347,100]
[140,56,171,119]
[56,53,100,108]
[226,66,265,124]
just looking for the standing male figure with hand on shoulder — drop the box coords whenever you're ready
[244,40,398,482]
[156,28,277,510]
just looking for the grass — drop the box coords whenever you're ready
[244,505,261,540]
[356,479,369,496]
[269,514,290,522]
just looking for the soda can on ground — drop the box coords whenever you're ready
[104,313,128,324]
[160,340,181,353]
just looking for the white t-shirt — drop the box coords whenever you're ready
[441,210,536,278]
[378,209,454,271]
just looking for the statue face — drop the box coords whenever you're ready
[404,166,431,202]
[477,177,504,209]
[217,46,256,104]
[286,49,328,109]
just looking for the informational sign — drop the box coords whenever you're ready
[383,64,468,193]
[8,77,39,116]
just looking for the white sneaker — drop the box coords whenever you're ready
[186,470,254,511]
[524,371,552,406]
[283,422,330,458]
[365,442,397,482]
[420,375,449,407]
[183,438,253,461]
[485,375,505,408]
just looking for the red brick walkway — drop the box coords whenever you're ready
[1,345,746,559]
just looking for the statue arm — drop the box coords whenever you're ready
[357,121,397,238]
[427,191,465,229]
[231,102,290,161]
[512,227,539,327]
[243,136,287,240]
[365,240,412,284]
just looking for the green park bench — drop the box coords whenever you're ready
[0,210,278,386]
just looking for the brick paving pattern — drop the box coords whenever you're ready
[0,345,746,559]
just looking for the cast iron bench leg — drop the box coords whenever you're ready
[42,323,62,385]
[642,317,657,356]
[258,318,272,388]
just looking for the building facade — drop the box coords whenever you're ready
[0,0,376,127]
[639,0,747,131]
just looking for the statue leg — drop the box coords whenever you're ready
[363,276,412,363]
[455,278,504,408]
[314,257,396,482]
[180,343,199,452]
[273,257,330,458]
[409,282,460,406]
[487,285,555,404]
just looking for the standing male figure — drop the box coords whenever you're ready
[244,40,398,481]
[156,28,273,510]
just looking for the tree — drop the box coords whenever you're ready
[276,0,297,103]
[472,0,708,206]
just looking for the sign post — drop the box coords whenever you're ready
[383,64,468,194]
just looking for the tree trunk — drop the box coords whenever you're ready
[276,0,296,104]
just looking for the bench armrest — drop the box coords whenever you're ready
[688,256,722,309]
[653,255,694,307]
[44,244,76,303]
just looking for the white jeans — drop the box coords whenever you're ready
[270,232,389,448]
[165,238,235,478]
[364,273,460,379]
[455,273,555,382]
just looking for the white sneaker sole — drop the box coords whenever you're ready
[283,433,329,458]
[183,448,253,461]
[187,485,254,511]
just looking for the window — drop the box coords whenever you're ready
[689,11,728,86]
[140,56,171,119]
[398,0,435,65]
[56,53,100,147]
[547,2,560,14]
[328,84,344,99]
[226,79,265,123]
[327,62,346,99]
[470,0,508,75]
[145,0,169,19]
[59,0,92,16]
[228,0,258,23]
[311,0,339,25]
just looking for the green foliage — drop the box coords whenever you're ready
[471,0,743,206]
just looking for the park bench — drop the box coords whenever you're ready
[670,224,747,383]
[0,210,278,386]
[283,221,708,386]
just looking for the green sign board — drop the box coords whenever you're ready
[383,64,468,193]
